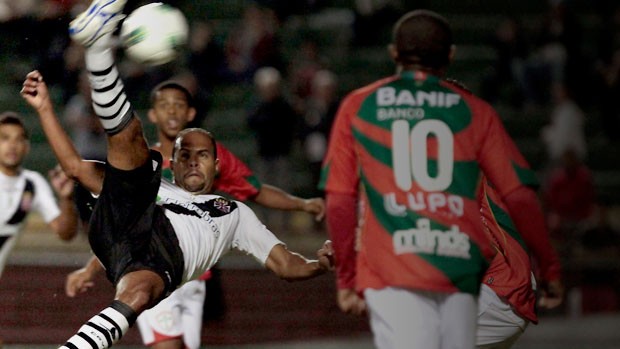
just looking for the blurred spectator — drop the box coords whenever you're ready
[247,67,299,229]
[542,148,596,246]
[187,20,228,125]
[224,3,283,82]
[300,69,339,196]
[577,203,620,314]
[255,0,333,23]
[61,41,86,103]
[31,0,75,86]
[522,0,584,106]
[594,5,620,142]
[595,48,620,142]
[541,83,587,164]
[542,147,595,313]
[479,16,529,107]
[63,71,107,161]
[288,37,328,103]
[351,0,403,46]
[0,0,75,89]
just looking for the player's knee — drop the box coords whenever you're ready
[108,116,142,143]
[115,270,166,313]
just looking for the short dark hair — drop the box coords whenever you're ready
[173,128,217,160]
[392,10,453,70]
[0,111,29,139]
[150,81,194,107]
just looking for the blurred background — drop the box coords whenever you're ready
[1,0,619,347]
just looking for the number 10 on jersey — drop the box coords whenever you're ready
[392,119,454,192]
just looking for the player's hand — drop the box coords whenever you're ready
[303,197,326,221]
[337,288,367,316]
[20,70,52,112]
[49,165,74,199]
[65,267,96,297]
[538,279,564,309]
[317,240,334,271]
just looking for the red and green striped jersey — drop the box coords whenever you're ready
[481,182,538,322]
[321,71,530,295]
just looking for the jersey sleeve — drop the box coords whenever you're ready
[29,172,61,223]
[475,105,531,197]
[320,93,362,290]
[474,104,562,282]
[319,94,359,195]
[231,201,284,265]
[213,143,262,201]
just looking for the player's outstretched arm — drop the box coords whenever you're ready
[65,255,104,297]
[265,240,333,281]
[503,186,564,309]
[213,143,326,220]
[21,70,104,195]
[253,184,326,221]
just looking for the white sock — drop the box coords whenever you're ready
[59,301,136,349]
[85,42,133,134]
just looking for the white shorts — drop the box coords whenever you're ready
[365,287,478,349]
[137,279,206,349]
[476,284,528,348]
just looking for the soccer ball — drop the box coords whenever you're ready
[120,3,189,66]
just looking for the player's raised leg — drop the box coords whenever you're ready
[70,0,149,171]
[59,1,156,348]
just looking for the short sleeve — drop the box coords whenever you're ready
[231,201,283,265]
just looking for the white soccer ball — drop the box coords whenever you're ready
[120,2,189,66]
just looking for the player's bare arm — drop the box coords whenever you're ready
[253,184,326,221]
[21,70,105,194]
[66,255,104,297]
[265,240,333,281]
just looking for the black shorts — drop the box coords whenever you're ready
[88,150,184,294]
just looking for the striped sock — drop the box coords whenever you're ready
[85,44,133,134]
[59,300,136,349]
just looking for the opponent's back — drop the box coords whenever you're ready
[322,71,528,294]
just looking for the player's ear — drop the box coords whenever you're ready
[448,45,456,64]
[147,108,157,123]
[214,158,220,174]
[187,107,196,123]
[388,43,398,62]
